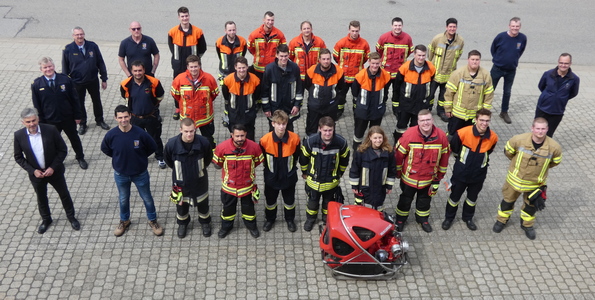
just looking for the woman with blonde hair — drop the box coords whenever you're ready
[348,126,397,211]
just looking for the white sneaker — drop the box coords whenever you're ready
[158,160,166,169]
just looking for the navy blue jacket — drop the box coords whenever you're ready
[62,40,108,84]
[101,125,156,176]
[537,67,580,115]
[490,32,527,70]
[163,134,212,197]
[31,73,82,123]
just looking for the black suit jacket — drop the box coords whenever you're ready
[14,124,68,178]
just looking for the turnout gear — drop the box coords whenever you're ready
[528,185,547,211]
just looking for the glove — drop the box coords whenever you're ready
[251,185,260,204]
[354,191,364,205]
[528,185,547,211]
[428,180,440,197]
[170,185,183,204]
[443,178,452,192]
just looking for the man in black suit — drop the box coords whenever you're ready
[14,108,80,234]
[32,56,88,169]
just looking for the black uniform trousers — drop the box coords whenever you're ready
[306,106,338,136]
[74,78,104,125]
[353,117,382,149]
[445,178,484,221]
[382,77,398,103]
[305,185,339,222]
[30,172,76,222]
[535,108,564,138]
[447,117,474,139]
[396,111,419,133]
[220,191,257,230]
[264,183,296,222]
[176,197,211,225]
[396,181,432,223]
[131,116,164,160]
[198,122,216,149]
[429,81,447,115]
[48,120,84,159]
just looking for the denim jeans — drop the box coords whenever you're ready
[490,66,517,113]
[114,170,157,221]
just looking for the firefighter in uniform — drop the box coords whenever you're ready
[168,6,207,120]
[442,109,498,231]
[289,21,327,90]
[215,21,248,100]
[492,117,562,240]
[259,110,301,232]
[304,48,344,136]
[170,55,219,149]
[222,56,260,140]
[395,109,450,233]
[444,50,494,138]
[376,17,413,106]
[428,18,465,122]
[164,118,213,238]
[333,20,370,118]
[213,124,264,239]
[300,116,350,231]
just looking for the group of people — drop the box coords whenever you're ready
[15,9,578,241]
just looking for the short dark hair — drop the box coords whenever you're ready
[114,104,130,116]
[264,11,274,18]
[510,17,521,23]
[468,50,481,58]
[414,44,427,53]
[225,21,235,28]
[349,20,360,29]
[276,44,289,54]
[319,48,331,56]
[180,118,194,127]
[392,17,403,25]
[368,52,381,60]
[231,123,247,133]
[560,52,572,62]
[235,56,248,67]
[178,6,189,15]
[446,18,458,26]
[186,55,201,66]
[476,108,492,118]
[271,110,289,124]
[533,117,548,127]
[300,21,312,30]
[318,116,335,128]
[418,109,432,117]
[130,60,145,69]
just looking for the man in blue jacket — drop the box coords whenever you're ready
[535,53,580,137]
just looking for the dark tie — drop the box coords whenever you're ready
[49,79,55,89]
[79,47,85,56]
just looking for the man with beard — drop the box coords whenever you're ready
[216,21,248,100]
[222,57,260,140]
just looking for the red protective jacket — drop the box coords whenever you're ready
[376,31,413,77]
[395,125,450,189]
[248,26,286,73]
[333,34,370,83]
[289,33,327,81]
[213,138,264,197]
[170,69,219,128]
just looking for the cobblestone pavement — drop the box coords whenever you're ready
[0,36,594,299]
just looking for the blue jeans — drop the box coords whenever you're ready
[490,65,516,113]
[114,170,157,221]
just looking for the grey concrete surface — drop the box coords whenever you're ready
[1,1,595,299]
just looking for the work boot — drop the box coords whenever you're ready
[114,220,131,237]
[218,227,232,239]
[420,221,433,233]
[202,223,212,237]
[78,124,88,135]
[263,221,274,232]
[148,220,163,236]
[178,224,187,239]
[439,112,449,123]
[521,225,536,240]
[441,219,454,230]
[303,218,316,232]
[286,220,297,232]
[499,112,512,124]
[492,221,506,233]
[396,221,405,232]
[465,219,477,231]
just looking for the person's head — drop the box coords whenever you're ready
[368,52,382,73]
[129,21,142,38]
[417,109,434,135]
[263,11,275,30]
[348,20,360,40]
[224,21,237,39]
[20,108,40,133]
[467,50,481,71]
[318,116,335,143]
[413,45,427,66]
[558,53,572,73]
[391,17,403,35]
[531,117,548,141]
[72,26,85,45]
[186,55,201,77]
[271,110,289,137]
[300,21,313,38]
[445,18,458,37]
[508,17,521,37]
[231,124,248,148]
[130,60,146,80]
[114,105,131,128]
[359,126,391,152]
[234,56,249,78]
[178,7,190,25]
[179,118,196,143]
[318,48,332,69]
[38,57,56,78]
[474,108,492,134]
[276,44,290,67]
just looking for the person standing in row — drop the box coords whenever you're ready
[164,118,213,239]
[118,21,160,77]
[168,6,207,120]
[289,21,327,90]
[62,26,110,135]
[14,108,80,234]
[216,21,248,101]
[222,57,260,140]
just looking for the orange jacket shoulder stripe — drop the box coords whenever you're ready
[248,26,286,73]
[223,73,259,95]
[289,33,327,80]
[120,75,161,98]
[332,34,370,82]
